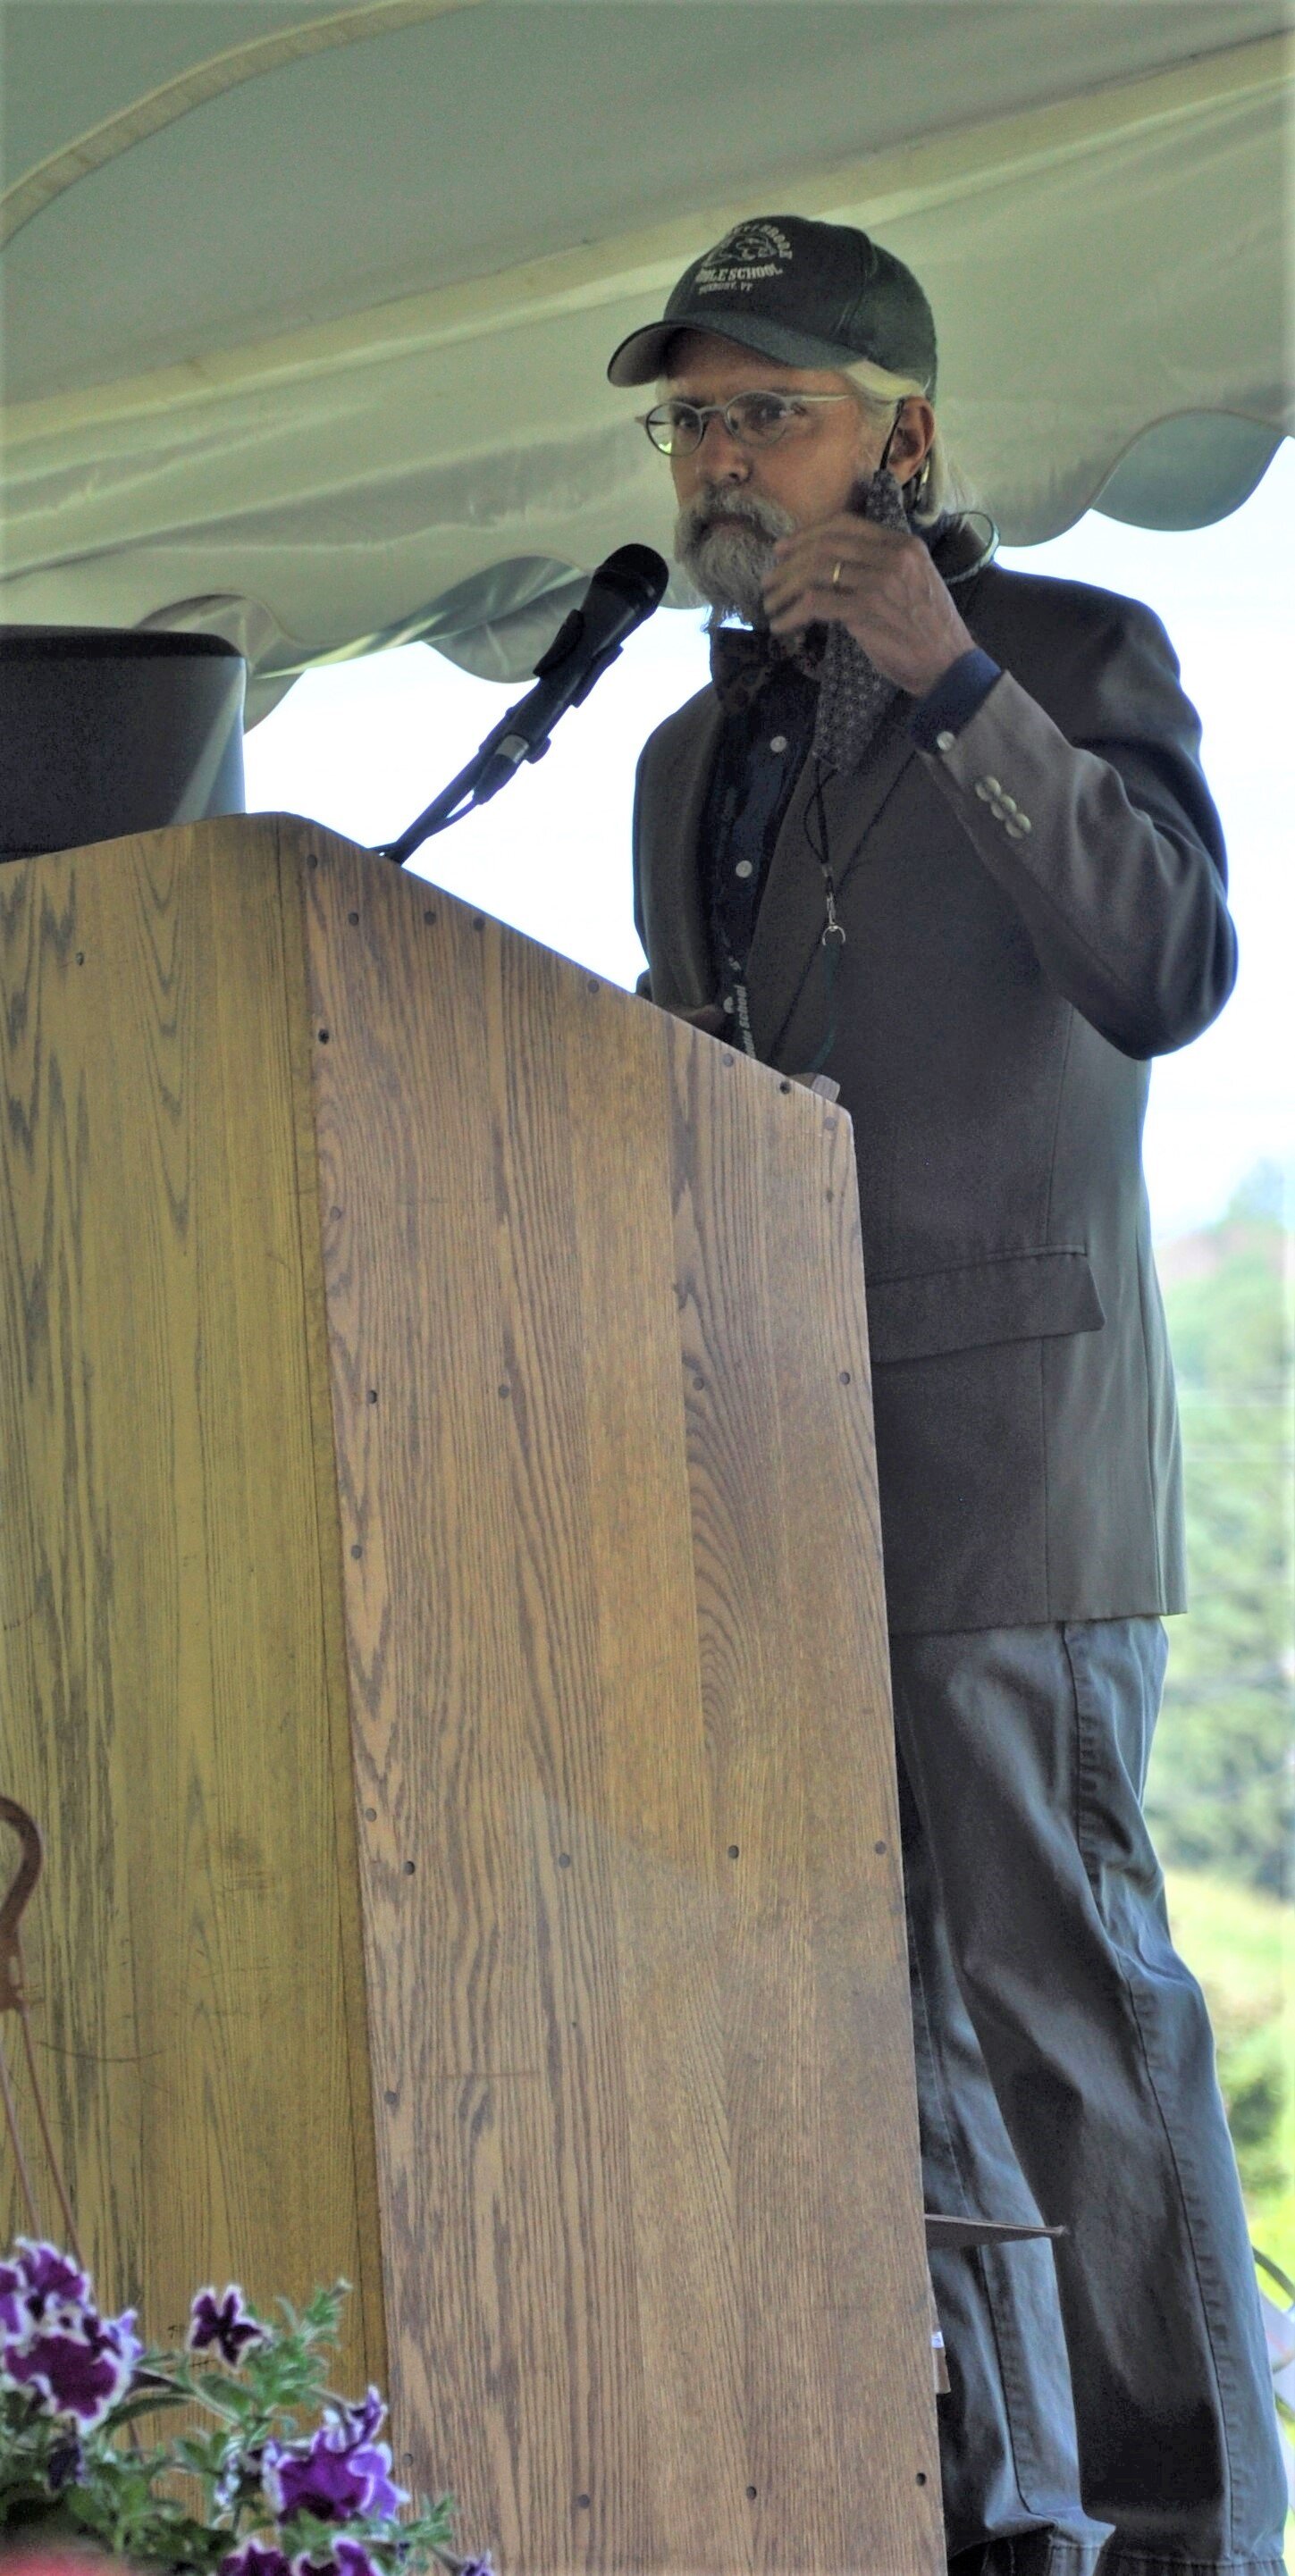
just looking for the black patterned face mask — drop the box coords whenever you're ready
[811,466,912,776]
[706,472,969,753]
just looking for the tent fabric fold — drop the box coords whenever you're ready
[2,3,1291,701]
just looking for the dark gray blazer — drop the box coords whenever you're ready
[632,542,1235,1635]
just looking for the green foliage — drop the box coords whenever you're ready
[1146,1176,1294,1898]
[1165,1868,1293,2261]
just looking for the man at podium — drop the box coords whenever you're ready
[610,218,1284,2576]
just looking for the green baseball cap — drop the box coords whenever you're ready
[607,214,938,393]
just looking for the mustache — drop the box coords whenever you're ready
[675,488,796,548]
[673,487,798,625]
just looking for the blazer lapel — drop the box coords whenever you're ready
[744,701,918,1062]
[637,692,723,1011]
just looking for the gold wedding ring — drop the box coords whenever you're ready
[830,558,844,590]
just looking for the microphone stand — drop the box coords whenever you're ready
[374,543,669,868]
[377,716,525,866]
[376,610,620,869]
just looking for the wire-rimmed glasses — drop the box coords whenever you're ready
[639,390,856,457]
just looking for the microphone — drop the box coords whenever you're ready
[473,543,669,799]
[380,543,669,865]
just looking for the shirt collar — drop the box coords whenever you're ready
[708,622,826,715]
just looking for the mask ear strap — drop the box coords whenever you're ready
[879,399,935,512]
[878,399,905,474]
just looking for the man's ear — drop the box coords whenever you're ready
[891,399,937,489]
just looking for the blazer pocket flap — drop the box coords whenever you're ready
[868,1248,1106,1364]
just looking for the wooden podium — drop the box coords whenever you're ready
[0,818,942,2572]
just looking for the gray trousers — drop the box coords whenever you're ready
[889,1618,1286,2574]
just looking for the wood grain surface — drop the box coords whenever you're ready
[0,821,382,2382]
[298,825,941,2573]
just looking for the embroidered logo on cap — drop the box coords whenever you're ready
[694,220,795,296]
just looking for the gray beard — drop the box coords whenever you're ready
[673,488,797,628]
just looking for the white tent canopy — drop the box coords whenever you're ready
[2,0,1291,714]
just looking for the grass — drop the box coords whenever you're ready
[1164,1870,1293,2550]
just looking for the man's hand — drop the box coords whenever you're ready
[662,1000,727,1036]
[761,515,974,699]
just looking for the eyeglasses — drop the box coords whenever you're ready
[639,390,856,457]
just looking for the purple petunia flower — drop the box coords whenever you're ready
[339,2388,383,2450]
[214,2437,267,2517]
[46,2432,86,2490]
[291,2544,384,2576]
[0,2238,140,2431]
[1,2311,140,2429]
[0,2262,23,2346]
[332,2540,384,2576]
[221,2544,293,2576]
[263,2387,407,2526]
[0,2242,92,2349]
[189,2285,269,2369]
[16,2244,91,2302]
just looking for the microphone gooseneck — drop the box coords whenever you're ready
[379,545,669,867]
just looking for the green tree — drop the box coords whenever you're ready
[1146,1168,1294,1898]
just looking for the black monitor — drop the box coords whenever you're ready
[1,625,246,863]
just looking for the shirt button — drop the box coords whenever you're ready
[1005,815,1032,837]
[935,729,956,753]
[769,733,788,753]
[735,859,753,879]
[723,994,735,1011]
[990,800,1008,820]
[974,774,1002,801]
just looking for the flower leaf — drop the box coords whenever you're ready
[105,2387,191,2427]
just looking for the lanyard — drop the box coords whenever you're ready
[718,758,845,1070]
[707,508,1000,1070]
[803,760,845,1075]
